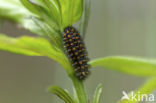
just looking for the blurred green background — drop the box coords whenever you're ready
[0,0,156,103]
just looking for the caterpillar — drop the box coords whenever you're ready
[63,26,90,80]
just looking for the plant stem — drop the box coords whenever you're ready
[61,58,88,103]
[71,75,88,103]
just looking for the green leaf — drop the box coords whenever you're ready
[58,0,83,28]
[19,0,63,48]
[0,34,74,77]
[20,0,59,30]
[0,0,29,22]
[92,84,103,103]
[48,85,75,103]
[0,34,63,59]
[0,0,38,31]
[89,56,156,77]
[0,34,41,56]
[0,0,43,36]
[20,0,41,16]
[119,77,156,103]
[43,0,61,28]
[0,0,60,38]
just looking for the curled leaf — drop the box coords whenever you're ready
[93,84,103,103]
[48,85,75,103]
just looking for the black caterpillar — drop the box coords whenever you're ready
[63,26,90,80]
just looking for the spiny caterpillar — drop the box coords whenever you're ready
[63,26,90,80]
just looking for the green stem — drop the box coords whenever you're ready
[61,57,88,103]
[71,75,88,103]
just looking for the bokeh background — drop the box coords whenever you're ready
[0,0,156,103]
